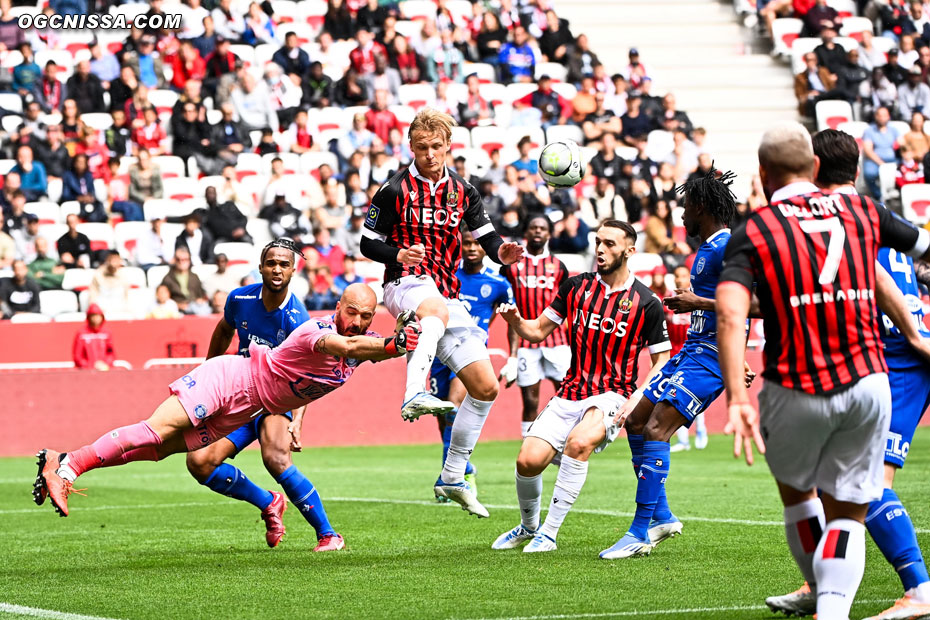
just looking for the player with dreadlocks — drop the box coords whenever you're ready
[33,240,422,546]
[600,166,760,560]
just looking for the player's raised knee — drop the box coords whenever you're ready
[261,447,292,477]
[417,296,450,324]
[186,451,219,482]
[564,435,596,459]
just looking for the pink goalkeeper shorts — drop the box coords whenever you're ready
[167,355,264,452]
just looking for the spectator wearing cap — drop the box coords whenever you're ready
[66,60,106,114]
[242,1,276,46]
[273,31,311,78]
[13,145,46,202]
[620,94,651,146]
[814,24,847,74]
[175,211,214,266]
[57,213,92,269]
[160,247,209,314]
[301,61,334,108]
[351,28,388,76]
[334,207,366,257]
[514,75,571,128]
[899,64,930,119]
[31,61,67,113]
[365,90,401,143]
[127,35,165,89]
[863,106,901,197]
[0,259,41,318]
[205,36,236,82]
[12,213,40,263]
[803,0,838,37]
[212,0,245,43]
[499,25,536,84]
[624,48,649,92]
[566,33,600,84]
[63,154,106,223]
[885,47,909,85]
[13,42,40,95]
[260,193,312,243]
[28,237,65,290]
[135,214,170,270]
[453,156,481,188]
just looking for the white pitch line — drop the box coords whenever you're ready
[4,496,930,534]
[0,603,121,620]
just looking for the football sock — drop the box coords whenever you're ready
[515,469,542,531]
[60,421,162,480]
[674,426,689,446]
[628,441,670,540]
[866,488,930,596]
[276,465,335,537]
[813,519,866,620]
[695,413,707,434]
[404,316,445,402]
[628,433,644,477]
[203,463,273,510]
[521,421,533,438]
[784,497,826,586]
[539,455,588,540]
[441,412,454,463]
[442,395,493,483]
[653,485,673,522]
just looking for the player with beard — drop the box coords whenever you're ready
[181,239,345,552]
[491,220,671,553]
[499,216,570,438]
[33,283,420,520]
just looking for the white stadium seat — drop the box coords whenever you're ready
[40,290,79,316]
[902,183,930,225]
[815,100,853,131]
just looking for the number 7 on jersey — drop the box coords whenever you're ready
[799,218,846,285]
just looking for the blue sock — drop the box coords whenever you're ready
[203,463,273,510]
[628,433,644,478]
[275,465,335,538]
[653,485,673,522]
[866,488,930,591]
[629,441,670,540]
[441,411,474,475]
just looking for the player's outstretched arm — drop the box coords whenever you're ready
[206,316,236,359]
[665,289,763,318]
[496,303,558,344]
[498,325,521,386]
[875,262,930,363]
[314,327,419,362]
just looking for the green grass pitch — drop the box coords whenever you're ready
[3,428,929,619]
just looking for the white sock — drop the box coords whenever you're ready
[813,519,866,620]
[404,315,445,402]
[521,421,533,438]
[515,469,542,531]
[907,582,930,604]
[441,395,494,483]
[539,455,588,540]
[674,426,689,445]
[57,455,76,482]
[784,498,826,586]
[695,413,706,433]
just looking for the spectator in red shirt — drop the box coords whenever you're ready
[170,40,206,91]
[896,144,925,187]
[73,303,116,371]
[310,226,345,277]
[131,106,167,155]
[365,89,401,143]
[391,36,423,84]
[513,74,571,128]
[349,27,387,76]
[73,126,110,179]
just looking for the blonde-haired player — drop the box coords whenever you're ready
[360,108,524,516]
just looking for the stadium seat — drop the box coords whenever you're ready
[147,89,179,115]
[153,156,186,178]
[77,223,115,252]
[450,126,472,150]
[827,0,858,17]
[122,266,147,288]
[546,125,584,145]
[126,288,153,316]
[772,18,804,57]
[298,0,326,29]
[0,92,22,114]
[263,152,300,175]
[198,175,226,193]
[836,120,868,140]
[398,83,437,110]
[505,125,545,149]
[555,253,591,274]
[628,253,664,281]
[281,22,315,45]
[815,100,853,131]
[879,162,899,202]
[162,178,197,202]
[39,290,79,316]
[236,153,265,176]
[535,62,568,82]
[466,62,496,83]
[61,268,95,292]
[46,178,62,204]
[551,82,578,100]
[790,38,822,73]
[54,312,87,322]
[25,202,61,224]
[399,0,436,20]
[271,0,298,22]
[80,113,113,131]
[143,198,192,221]
[288,275,309,300]
[191,264,217,280]
[835,36,858,53]
[505,82,537,104]
[229,44,256,67]
[889,120,910,137]
[471,125,506,154]
[213,242,257,265]
[646,130,675,161]
[840,16,872,41]
[10,312,52,323]
[109,3,149,20]
[1,115,22,133]
[246,218,273,248]
[299,151,338,174]
[389,104,416,124]
[36,50,74,78]
[355,260,386,281]
[902,183,930,225]
[253,43,277,69]
[114,221,150,259]
[146,265,171,289]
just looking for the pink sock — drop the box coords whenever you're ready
[66,422,163,477]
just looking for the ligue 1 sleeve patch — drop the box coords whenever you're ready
[365,204,380,229]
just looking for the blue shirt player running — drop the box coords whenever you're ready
[429,228,513,499]
[185,239,346,552]
[601,168,758,560]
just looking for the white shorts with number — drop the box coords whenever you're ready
[517,345,571,388]
[526,391,627,454]
[383,274,489,374]
[759,372,891,504]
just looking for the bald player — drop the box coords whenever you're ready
[34,284,421,520]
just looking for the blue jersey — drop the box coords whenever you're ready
[457,265,514,336]
[686,229,731,346]
[224,283,310,356]
[877,248,930,368]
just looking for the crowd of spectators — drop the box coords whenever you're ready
[0,0,718,321]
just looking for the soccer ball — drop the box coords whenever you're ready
[538,140,586,188]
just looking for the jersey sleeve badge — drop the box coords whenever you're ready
[365,205,380,229]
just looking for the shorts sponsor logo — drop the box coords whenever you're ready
[480,284,492,298]
[194,405,208,420]
[887,432,910,460]
[181,375,196,389]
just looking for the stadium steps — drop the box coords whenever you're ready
[571,0,801,199]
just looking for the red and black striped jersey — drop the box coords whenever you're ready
[658,289,690,355]
[500,250,569,349]
[720,182,924,395]
[543,272,671,400]
[362,163,496,299]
